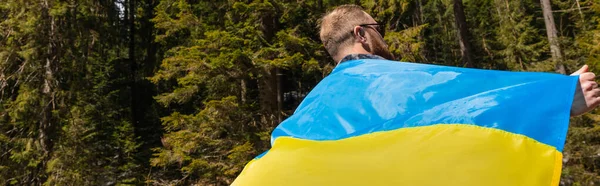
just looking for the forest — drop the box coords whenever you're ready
[1,0,600,185]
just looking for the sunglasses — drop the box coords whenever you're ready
[357,23,386,38]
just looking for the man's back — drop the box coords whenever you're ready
[233,59,575,186]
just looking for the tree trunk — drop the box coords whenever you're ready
[129,0,138,125]
[276,68,282,123]
[38,0,59,184]
[540,0,566,74]
[453,0,474,68]
[241,79,248,103]
[575,0,584,20]
[258,67,280,126]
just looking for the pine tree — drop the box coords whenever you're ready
[541,0,567,74]
[452,0,474,67]
[0,0,150,184]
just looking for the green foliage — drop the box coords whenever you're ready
[492,0,546,71]
[148,1,334,184]
[386,24,428,62]
[1,0,154,185]
[150,96,255,184]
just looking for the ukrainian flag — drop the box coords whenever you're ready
[233,59,577,186]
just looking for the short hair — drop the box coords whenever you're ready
[319,5,372,58]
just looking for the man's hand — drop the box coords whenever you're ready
[570,65,600,116]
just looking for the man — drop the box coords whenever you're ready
[319,4,599,116]
[233,5,598,185]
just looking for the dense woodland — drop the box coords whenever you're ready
[1,0,600,185]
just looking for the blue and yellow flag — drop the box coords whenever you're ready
[233,59,577,186]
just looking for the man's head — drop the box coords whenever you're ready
[319,5,394,62]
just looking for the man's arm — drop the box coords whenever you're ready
[570,65,600,116]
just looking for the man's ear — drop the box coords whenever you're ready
[353,26,366,42]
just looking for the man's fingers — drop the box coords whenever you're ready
[582,81,598,91]
[593,88,600,97]
[572,65,589,75]
[580,72,596,81]
[593,96,600,108]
